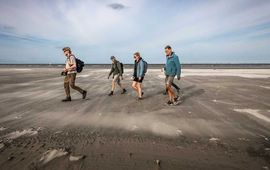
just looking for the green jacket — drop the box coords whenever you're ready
[109,60,122,76]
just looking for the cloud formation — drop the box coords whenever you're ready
[0,0,269,64]
[108,3,126,10]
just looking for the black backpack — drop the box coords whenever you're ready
[75,58,84,73]
[120,62,124,73]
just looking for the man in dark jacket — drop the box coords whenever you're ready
[164,45,181,106]
[108,56,127,96]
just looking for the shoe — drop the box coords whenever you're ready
[62,97,71,102]
[108,91,114,96]
[171,101,180,106]
[121,89,127,94]
[82,90,87,99]
[174,96,181,101]
[137,97,143,101]
[166,100,173,105]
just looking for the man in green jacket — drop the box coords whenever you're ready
[108,56,127,96]
[164,45,182,106]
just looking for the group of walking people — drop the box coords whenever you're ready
[61,45,182,106]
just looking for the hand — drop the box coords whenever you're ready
[177,76,181,80]
[64,68,67,72]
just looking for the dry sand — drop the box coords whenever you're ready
[0,67,270,170]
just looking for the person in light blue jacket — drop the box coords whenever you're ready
[132,52,145,100]
[164,45,182,106]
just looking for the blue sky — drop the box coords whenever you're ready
[0,0,270,64]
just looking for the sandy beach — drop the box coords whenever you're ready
[0,67,270,170]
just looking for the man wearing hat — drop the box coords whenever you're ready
[62,47,87,102]
[108,56,127,96]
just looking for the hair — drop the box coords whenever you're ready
[62,47,71,53]
[133,52,140,57]
[165,45,172,50]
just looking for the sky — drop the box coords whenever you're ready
[0,0,270,64]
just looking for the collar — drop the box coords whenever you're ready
[166,52,174,58]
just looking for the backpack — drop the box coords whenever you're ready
[142,59,148,74]
[120,62,124,73]
[75,58,84,73]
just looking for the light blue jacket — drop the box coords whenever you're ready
[165,52,181,77]
[133,58,145,77]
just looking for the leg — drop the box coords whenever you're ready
[172,82,180,91]
[117,77,127,94]
[163,76,168,95]
[167,85,176,101]
[111,80,116,91]
[117,79,124,89]
[137,83,142,98]
[166,76,176,102]
[132,81,138,91]
[132,81,139,96]
[69,73,84,94]
[64,75,70,97]
[115,75,124,89]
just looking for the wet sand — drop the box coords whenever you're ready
[0,67,270,170]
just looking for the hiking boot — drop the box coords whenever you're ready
[121,89,127,94]
[62,97,71,102]
[108,91,114,96]
[82,90,87,99]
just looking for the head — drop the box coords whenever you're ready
[62,47,71,57]
[133,52,141,61]
[164,45,172,56]
[110,56,116,63]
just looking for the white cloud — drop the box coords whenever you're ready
[0,0,270,63]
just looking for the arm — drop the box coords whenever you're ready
[174,55,181,78]
[117,62,123,76]
[68,56,76,71]
[108,64,114,78]
[133,61,136,77]
[138,60,144,78]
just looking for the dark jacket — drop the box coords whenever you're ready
[109,60,122,76]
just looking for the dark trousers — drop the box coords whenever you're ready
[64,73,84,97]
[172,82,180,90]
